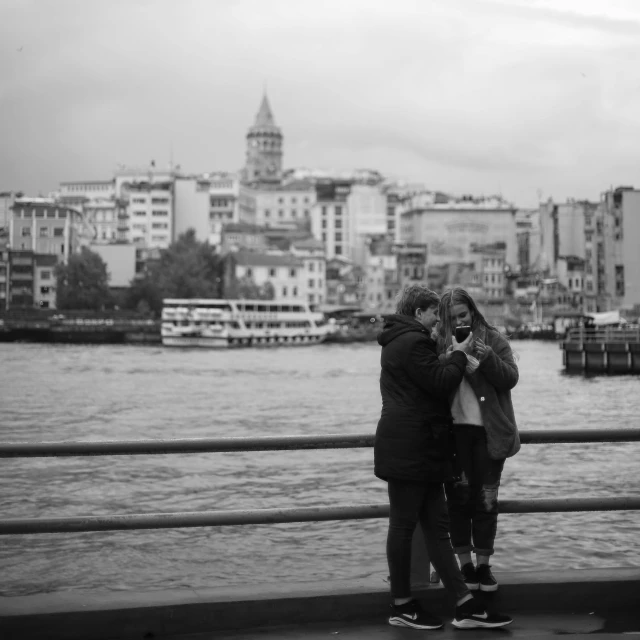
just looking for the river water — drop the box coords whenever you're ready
[0,340,639,597]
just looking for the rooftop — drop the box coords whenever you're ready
[232,249,303,268]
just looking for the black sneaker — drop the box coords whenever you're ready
[476,564,499,592]
[388,599,443,630]
[452,597,512,629]
[460,562,479,591]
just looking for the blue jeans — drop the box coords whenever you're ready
[387,479,470,600]
[445,425,505,557]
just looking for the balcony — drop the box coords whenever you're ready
[11,272,34,281]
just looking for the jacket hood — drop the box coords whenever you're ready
[378,314,427,346]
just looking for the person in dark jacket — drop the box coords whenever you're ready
[438,287,520,594]
[374,284,513,631]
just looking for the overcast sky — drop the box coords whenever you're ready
[2,0,640,207]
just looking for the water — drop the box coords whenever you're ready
[0,341,639,597]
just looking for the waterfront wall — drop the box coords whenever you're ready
[1,568,638,640]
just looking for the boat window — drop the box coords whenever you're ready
[244,304,255,311]
[257,305,267,312]
[281,305,291,312]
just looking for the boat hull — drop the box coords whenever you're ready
[162,333,326,348]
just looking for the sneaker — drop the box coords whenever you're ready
[388,599,444,630]
[476,564,499,592]
[460,562,479,591]
[452,597,512,629]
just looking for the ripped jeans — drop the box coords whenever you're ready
[445,425,505,557]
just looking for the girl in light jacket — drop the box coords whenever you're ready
[438,287,520,593]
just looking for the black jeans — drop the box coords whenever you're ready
[445,425,505,556]
[387,479,470,600]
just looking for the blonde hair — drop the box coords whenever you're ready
[438,287,495,347]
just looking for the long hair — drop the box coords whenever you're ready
[438,287,496,347]
[395,284,440,317]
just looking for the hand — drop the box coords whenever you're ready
[452,332,474,354]
[474,338,488,359]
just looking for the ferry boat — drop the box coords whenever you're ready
[161,298,330,348]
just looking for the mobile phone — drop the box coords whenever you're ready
[455,325,472,342]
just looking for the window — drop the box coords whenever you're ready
[304,209,309,218]
[39,300,49,308]
[40,286,50,294]
[335,219,342,229]
[293,287,298,296]
[291,209,297,217]
[335,245,342,255]
[308,279,315,288]
[289,268,296,277]
[40,227,48,237]
[21,227,31,236]
[335,232,342,242]
[291,197,297,204]
[335,206,342,216]
[282,286,288,297]
[321,206,327,216]
[41,270,50,280]
[278,210,284,218]
[309,262,315,272]
[318,279,323,288]
[246,268,252,277]
[322,232,326,242]
[269,268,276,277]
[322,219,327,229]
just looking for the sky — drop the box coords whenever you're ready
[2,0,640,207]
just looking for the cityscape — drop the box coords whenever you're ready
[2,90,639,335]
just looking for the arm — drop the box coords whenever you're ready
[476,332,519,391]
[405,338,467,396]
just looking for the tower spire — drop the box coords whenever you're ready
[255,92,275,127]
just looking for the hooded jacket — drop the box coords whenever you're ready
[373,314,468,483]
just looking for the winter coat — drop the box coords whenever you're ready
[440,327,520,460]
[374,314,468,484]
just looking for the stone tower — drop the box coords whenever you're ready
[243,93,283,185]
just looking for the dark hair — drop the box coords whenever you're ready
[438,287,496,346]
[395,284,440,316]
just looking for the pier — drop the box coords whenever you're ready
[1,429,639,638]
[561,327,640,373]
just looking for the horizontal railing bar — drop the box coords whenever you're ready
[1,497,639,535]
[1,429,639,458]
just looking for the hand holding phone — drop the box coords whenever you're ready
[452,330,474,353]
[455,325,472,342]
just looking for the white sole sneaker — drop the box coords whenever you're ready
[479,582,498,592]
[389,617,443,630]
[452,616,512,629]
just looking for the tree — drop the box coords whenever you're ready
[55,247,113,310]
[123,229,225,315]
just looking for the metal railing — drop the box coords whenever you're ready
[1,428,639,536]
[566,327,640,343]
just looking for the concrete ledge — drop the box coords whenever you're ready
[1,568,639,640]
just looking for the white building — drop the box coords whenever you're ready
[89,243,137,288]
[399,195,518,270]
[209,173,240,246]
[230,250,309,303]
[173,176,211,243]
[290,237,326,306]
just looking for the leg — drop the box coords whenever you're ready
[445,425,475,559]
[386,479,426,599]
[419,482,470,603]
[468,430,505,560]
